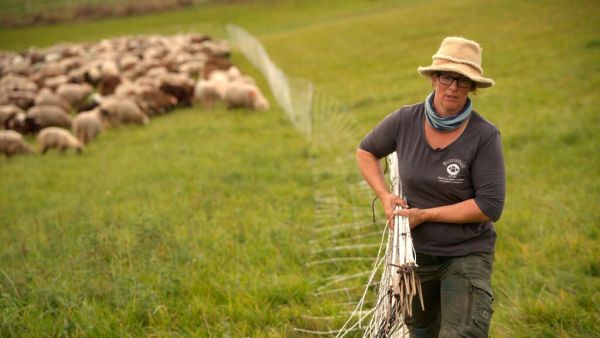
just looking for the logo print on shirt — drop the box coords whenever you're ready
[446,163,460,177]
[438,158,466,184]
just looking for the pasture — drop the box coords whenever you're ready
[1,0,598,336]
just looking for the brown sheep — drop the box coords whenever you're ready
[0,130,33,157]
[136,90,177,116]
[202,57,233,79]
[97,75,121,96]
[37,127,83,154]
[159,73,195,107]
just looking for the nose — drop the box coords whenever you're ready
[449,79,459,90]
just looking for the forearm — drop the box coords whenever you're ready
[356,148,389,198]
[421,199,491,224]
[357,148,408,225]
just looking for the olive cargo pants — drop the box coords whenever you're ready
[404,252,494,338]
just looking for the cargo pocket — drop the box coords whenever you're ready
[465,279,494,337]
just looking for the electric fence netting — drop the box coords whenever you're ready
[227,25,416,337]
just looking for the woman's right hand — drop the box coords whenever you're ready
[381,192,408,229]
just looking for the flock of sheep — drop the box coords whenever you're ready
[0,33,270,157]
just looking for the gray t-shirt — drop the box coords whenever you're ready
[359,102,505,256]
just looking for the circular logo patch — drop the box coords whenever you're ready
[446,163,460,176]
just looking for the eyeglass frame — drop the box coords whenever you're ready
[435,72,474,89]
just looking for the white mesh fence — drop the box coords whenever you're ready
[227,25,313,138]
[227,25,408,337]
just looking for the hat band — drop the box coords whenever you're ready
[432,54,483,74]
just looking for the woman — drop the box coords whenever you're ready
[356,36,505,338]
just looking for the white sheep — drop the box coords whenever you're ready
[37,127,83,154]
[0,104,24,128]
[99,60,119,78]
[207,70,230,99]
[56,83,93,108]
[223,82,270,111]
[99,96,149,126]
[26,105,72,131]
[118,54,140,71]
[253,94,270,111]
[193,79,219,109]
[113,79,137,97]
[0,74,38,109]
[226,66,242,81]
[178,60,205,78]
[73,109,104,144]
[34,88,71,112]
[43,75,69,91]
[0,130,33,157]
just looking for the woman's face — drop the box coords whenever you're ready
[431,72,473,117]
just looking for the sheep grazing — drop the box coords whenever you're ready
[42,75,69,91]
[73,109,104,144]
[34,88,71,112]
[0,104,24,128]
[254,94,270,111]
[115,78,177,116]
[159,73,195,107]
[207,70,229,99]
[37,127,83,154]
[0,74,38,109]
[177,60,205,78]
[0,129,33,157]
[136,90,178,116]
[97,62,122,96]
[56,83,93,109]
[0,74,38,93]
[118,54,139,71]
[202,57,233,79]
[0,33,273,160]
[26,105,72,133]
[99,96,149,126]
[193,80,219,109]
[223,82,270,111]
[4,112,27,133]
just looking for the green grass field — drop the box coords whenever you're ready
[1,0,599,336]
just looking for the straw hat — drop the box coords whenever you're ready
[418,36,495,88]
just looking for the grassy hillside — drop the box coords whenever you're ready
[1,0,599,336]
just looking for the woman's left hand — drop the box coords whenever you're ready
[394,207,427,229]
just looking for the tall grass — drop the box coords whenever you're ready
[1,0,598,336]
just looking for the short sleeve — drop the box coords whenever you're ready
[358,111,401,159]
[472,128,506,222]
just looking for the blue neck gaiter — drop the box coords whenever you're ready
[424,92,472,131]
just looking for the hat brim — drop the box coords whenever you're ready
[418,64,495,88]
